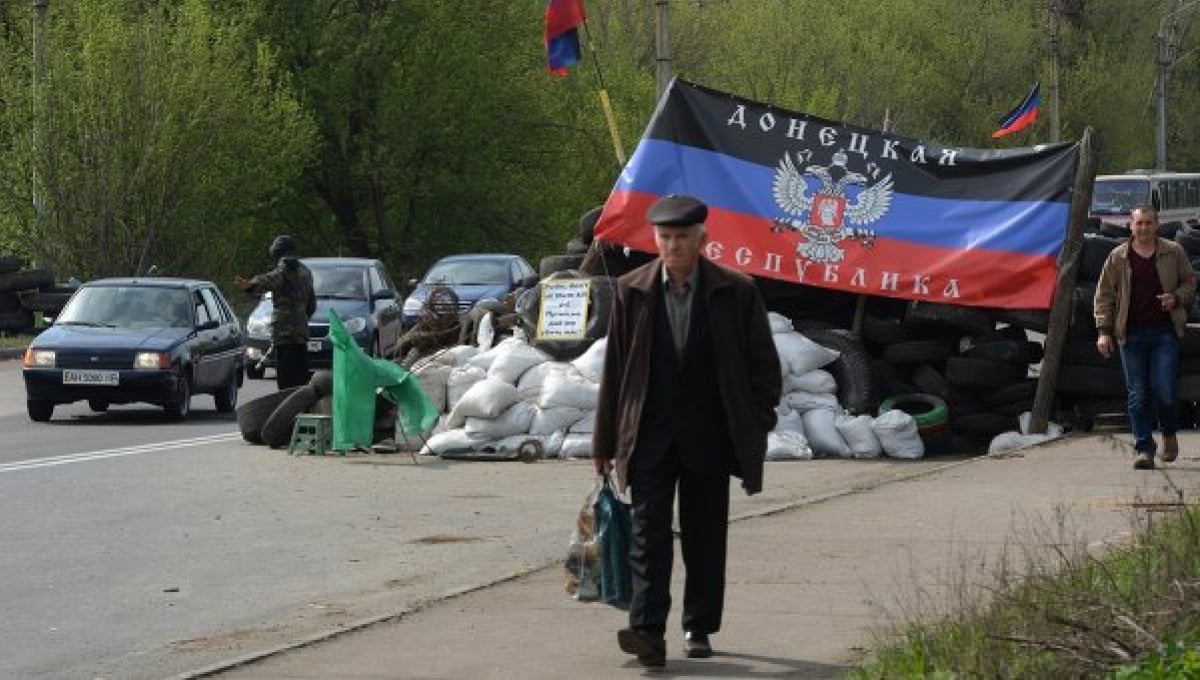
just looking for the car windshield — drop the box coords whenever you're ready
[311,266,368,299]
[56,286,194,329]
[1090,179,1150,216]
[422,260,510,286]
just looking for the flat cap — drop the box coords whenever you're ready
[646,194,707,227]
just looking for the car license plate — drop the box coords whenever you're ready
[62,369,119,386]
[307,340,323,352]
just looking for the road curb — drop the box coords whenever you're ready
[172,453,987,679]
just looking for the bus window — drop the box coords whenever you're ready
[1090,179,1149,216]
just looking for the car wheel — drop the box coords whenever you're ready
[27,399,53,422]
[164,370,192,420]
[245,362,265,380]
[214,373,238,413]
[261,384,321,449]
[88,399,110,413]
[236,387,302,445]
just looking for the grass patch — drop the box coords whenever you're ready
[0,332,33,351]
[850,486,1200,679]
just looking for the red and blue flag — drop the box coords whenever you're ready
[594,79,1080,310]
[991,83,1041,139]
[545,0,586,76]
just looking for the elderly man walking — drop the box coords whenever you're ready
[592,194,782,669]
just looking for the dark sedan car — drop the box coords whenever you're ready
[401,253,537,329]
[22,278,244,422]
[243,257,402,378]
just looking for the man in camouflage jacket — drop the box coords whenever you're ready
[236,235,317,389]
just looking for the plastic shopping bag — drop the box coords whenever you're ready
[565,480,601,602]
[594,475,632,610]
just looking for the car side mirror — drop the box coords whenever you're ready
[372,288,396,301]
[197,319,219,331]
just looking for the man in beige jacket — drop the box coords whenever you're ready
[1095,205,1196,469]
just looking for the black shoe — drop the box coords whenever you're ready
[683,631,712,659]
[618,627,666,669]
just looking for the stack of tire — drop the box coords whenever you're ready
[515,269,615,361]
[541,205,654,280]
[1172,219,1200,429]
[858,301,1040,451]
[539,206,600,278]
[236,370,334,448]
[0,256,74,334]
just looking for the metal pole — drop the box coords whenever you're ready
[1155,29,1169,170]
[32,0,48,233]
[654,0,671,100]
[1049,1,1061,143]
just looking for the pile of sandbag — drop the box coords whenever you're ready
[409,313,925,461]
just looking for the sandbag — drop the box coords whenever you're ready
[784,369,837,394]
[487,341,552,385]
[872,409,924,459]
[538,365,599,410]
[773,332,840,376]
[560,433,593,459]
[773,407,806,435]
[422,428,488,456]
[801,408,850,457]
[413,364,452,414]
[768,311,794,334]
[571,338,607,383]
[569,411,596,433]
[467,336,524,371]
[530,405,585,435]
[766,431,813,460]
[447,377,521,428]
[446,365,487,411]
[516,362,556,402]
[464,401,537,439]
[835,414,882,459]
[782,390,840,414]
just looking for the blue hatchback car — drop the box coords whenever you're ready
[401,254,537,329]
[22,278,244,422]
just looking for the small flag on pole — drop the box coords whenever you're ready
[545,0,586,75]
[991,82,1041,139]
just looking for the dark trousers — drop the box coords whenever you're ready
[275,342,309,390]
[628,444,731,637]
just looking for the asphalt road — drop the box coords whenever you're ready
[0,359,957,679]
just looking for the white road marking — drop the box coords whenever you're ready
[0,433,243,473]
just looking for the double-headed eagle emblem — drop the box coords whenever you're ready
[771,148,893,263]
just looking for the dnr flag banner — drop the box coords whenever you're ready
[594,79,1080,309]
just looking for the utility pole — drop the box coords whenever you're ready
[1154,0,1200,171]
[654,0,671,100]
[32,0,48,234]
[1048,1,1061,143]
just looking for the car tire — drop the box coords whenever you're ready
[0,254,19,275]
[539,254,585,279]
[308,369,334,398]
[27,399,53,422]
[245,362,265,380]
[261,384,322,449]
[579,205,603,245]
[236,387,301,445]
[805,328,880,415]
[163,370,192,421]
[88,399,109,413]
[0,267,54,293]
[214,372,239,413]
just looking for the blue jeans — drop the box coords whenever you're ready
[1119,326,1180,455]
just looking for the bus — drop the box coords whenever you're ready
[1089,171,1200,229]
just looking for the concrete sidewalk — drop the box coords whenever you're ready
[201,432,1200,679]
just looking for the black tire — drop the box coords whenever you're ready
[1098,222,1130,238]
[0,291,18,313]
[308,369,334,398]
[0,268,54,293]
[18,290,72,314]
[245,362,266,380]
[261,384,321,449]
[904,301,994,336]
[88,399,109,412]
[519,273,615,361]
[992,398,1035,417]
[1178,374,1200,401]
[1176,224,1200,257]
[1159,220,1182,240]
[878,393,948,428]
[988,308,1049,333]
[1079,235,1120,282]
[0,308,33,332]
[1181,327,1200,357]
[1061,339,1120,367]
[27,399,53,422]
[862,313,916,344]
[236,387,301,445]
[579,205,603,245]
[565,238,589,256]
[163,370,192,421]
[963,339,1042,365]
[805,328,879,415]
[1055,363,1126,397]
[911,364,951,399]
[950,412,1016,439]
[0,254,19,275]
[539,254,585,279]
[213,371,239,413]
[979,379,1038,408]
[882,340,954,365]
[944,356,1029,389]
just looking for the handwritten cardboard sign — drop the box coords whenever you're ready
[537,279,591,340]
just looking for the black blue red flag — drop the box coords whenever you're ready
[594,79,1080,309]
[545,0,585,76]
[992,83,1041,139]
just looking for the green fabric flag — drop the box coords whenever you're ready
[328,310,439,451]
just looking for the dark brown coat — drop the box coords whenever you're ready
[593,258,782,495]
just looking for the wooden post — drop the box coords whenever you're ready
[1028,126,1097,434]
